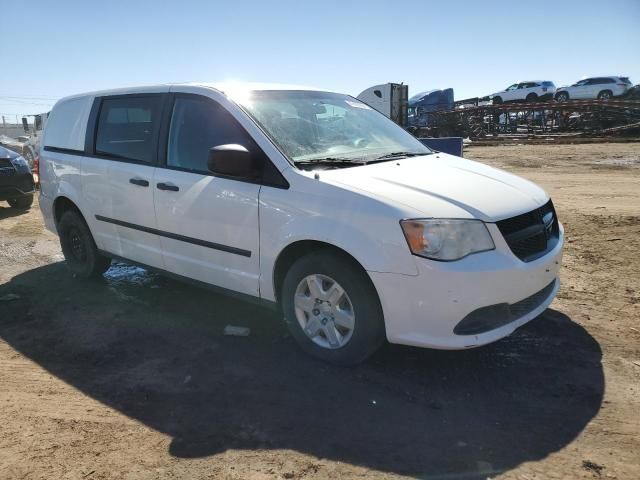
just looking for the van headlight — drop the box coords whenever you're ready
[400,219,495,261]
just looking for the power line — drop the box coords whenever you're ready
[0,95,59,100]
[0,98,55,107]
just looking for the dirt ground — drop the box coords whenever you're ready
[0,142,639,480]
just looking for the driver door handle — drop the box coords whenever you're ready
[129,178,149,187]
[157,182,179,192]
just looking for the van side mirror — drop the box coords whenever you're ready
[208,144,254,179]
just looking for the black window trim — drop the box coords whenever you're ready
[158,92,289,189]
[43,146,86,155]
[85,93,170,166]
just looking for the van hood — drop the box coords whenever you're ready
[320,153,549,222]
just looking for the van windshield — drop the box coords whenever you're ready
[237,90,431,168]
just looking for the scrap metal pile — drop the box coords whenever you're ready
[421,99,640,141]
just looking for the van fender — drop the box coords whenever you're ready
[260,215,418,302]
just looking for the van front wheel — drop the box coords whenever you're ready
[281,252,386,366]
[58,210,111,278]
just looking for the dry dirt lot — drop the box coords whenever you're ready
[0,142,639,480]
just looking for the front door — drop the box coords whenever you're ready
[153,94,261,296]
[571,80,591,99]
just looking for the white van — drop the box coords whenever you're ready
[39,82,563,365]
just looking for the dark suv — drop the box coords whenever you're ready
[0,145,35,209]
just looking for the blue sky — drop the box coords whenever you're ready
[1,0,638,118]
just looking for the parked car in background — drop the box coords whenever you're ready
[555,77,632,102]
[0,135,36,168]
[0,145,35,209]
[490,81,556,104]
[623,84,640,100]
[39,83,563,365]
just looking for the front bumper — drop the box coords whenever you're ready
[369,223,564,349]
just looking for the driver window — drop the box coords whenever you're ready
[506,84,518,91]
[167,96,257,173]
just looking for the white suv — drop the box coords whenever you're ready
[555,77,632,102]
[490,81,556,104]
[39,83,563,364]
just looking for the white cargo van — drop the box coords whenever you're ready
[39,82,563,364]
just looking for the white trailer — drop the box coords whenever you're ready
[356,83,408,127]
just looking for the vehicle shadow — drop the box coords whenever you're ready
[0,262,603,479]
[0,205,31,220]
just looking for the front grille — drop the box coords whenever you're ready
[496,200,559,262]
[454,280,556,335]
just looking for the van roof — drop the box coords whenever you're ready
[54,82,329,105]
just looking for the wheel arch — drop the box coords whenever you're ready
[53,195,85,227]
[272,240,381,306]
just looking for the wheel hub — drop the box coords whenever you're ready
[293,274,355,350]
[67,228,86,262]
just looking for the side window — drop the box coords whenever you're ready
[95,96,162,163]
[167,96,260,173]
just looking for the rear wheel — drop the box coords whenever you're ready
[556,92,569,102]
[8,195,33,210]
[281,251,386,366]
[526,93,538,102]
[597,90,612,100]
[58,210,111,278]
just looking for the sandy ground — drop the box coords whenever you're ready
[0,142,639,480]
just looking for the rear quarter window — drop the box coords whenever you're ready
[43,96,94,151]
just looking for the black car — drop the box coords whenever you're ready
[0,145,35,209]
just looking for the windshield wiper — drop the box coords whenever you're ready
[294,157,366,167]
[371,151,433,161]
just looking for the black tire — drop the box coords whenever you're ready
[58,210,111,278]
[492,96,503,105]
[281,251,386,366]
[556,92,569,102]
[8,195,33,210]
[597,90,612,100]
[526,93,538,102]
